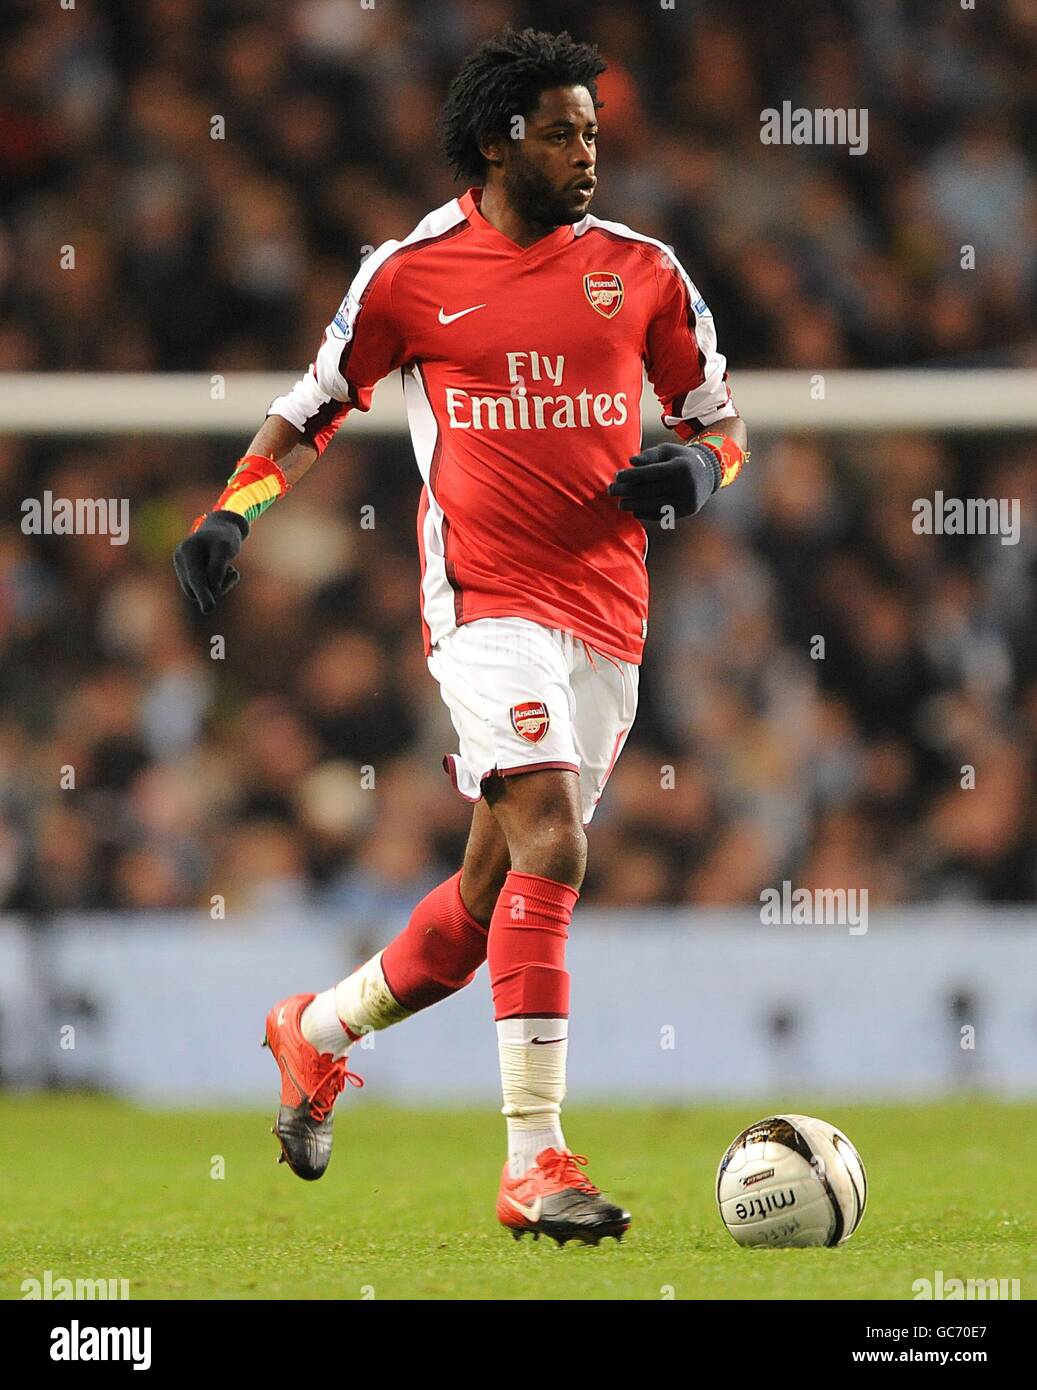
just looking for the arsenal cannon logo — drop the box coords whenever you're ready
[583,271,624,319]
[510,700,551,744]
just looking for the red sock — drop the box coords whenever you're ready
[380,870,488,1012]
[488,870,578,1020]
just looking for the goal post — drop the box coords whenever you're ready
[2,370,1035,434]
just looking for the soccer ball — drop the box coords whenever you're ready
[716,1113,867,1248]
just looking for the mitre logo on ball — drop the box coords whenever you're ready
[510,700,550,743]
[584,271,624,319]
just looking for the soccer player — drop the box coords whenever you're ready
[174,27,748,1246]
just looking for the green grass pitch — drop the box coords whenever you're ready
[1,1097,1033,1300]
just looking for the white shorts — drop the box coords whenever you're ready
[428,617,639,825]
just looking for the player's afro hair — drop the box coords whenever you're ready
[439,26,606,181]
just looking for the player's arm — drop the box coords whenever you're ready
[609,253,749,524]
[171,415,321,615]
[174,254,406,612]
[246,414,319,485]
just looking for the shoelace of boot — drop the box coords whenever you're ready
[540,1150,600,1194]
[309,1060,364,1121]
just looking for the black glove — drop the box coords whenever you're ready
[173,510,248,613]
[608,442,721,522]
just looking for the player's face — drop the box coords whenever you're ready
[502,85,598,227]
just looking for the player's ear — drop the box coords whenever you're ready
[478,135,508,171]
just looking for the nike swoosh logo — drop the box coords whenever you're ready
[278,1054,309,1106]
[438,304,486,324]
[530,1036,566,1045]
[505,1193,543,1223]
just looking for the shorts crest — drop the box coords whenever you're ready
[510,700,550,743]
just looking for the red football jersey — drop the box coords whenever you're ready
[270,187,739,663]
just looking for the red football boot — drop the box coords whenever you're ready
[262,993,363,1181]
[497,1147,631,1246]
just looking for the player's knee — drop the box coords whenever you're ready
[510,819,587,891]
[485,768,587,889]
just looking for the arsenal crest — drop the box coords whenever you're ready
[584,271,624,319]
[510,700,550,744]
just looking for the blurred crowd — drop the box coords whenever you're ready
[1,0,1036,915]
[2,0,1035,373]
[1,427,1035,915]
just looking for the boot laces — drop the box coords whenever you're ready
[541,1149,600,1194]
[309,1058,364,1121]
